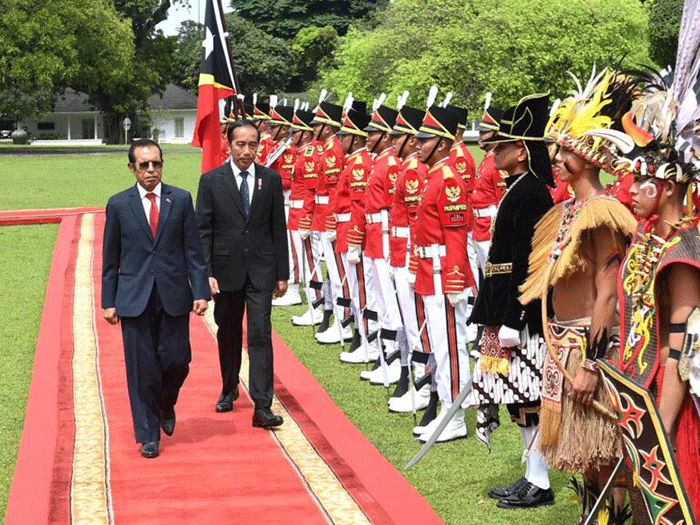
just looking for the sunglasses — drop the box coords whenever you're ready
[134,160,163,170]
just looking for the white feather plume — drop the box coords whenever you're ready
[441,91,453,108]
[484,92,492,110]
[270,94,278,108]
[318,89,328,104]
[426,85,438,108]
[253,93,257,105]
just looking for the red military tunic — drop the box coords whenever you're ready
[409,158,474,296]
[449,141,476,191]
[312,135,345,232]
[271,142,295,192]
[346,149,375,250]
[298,140,322,231]
[288,142,314,231]
[390,152,427,268]
[219,134,229,166]
[255,131,275,165]
[363,147,401,259]
[332,148,372,254]
[471,151,506,242]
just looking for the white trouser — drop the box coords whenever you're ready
[367,256,402,350]
[421,292,470,407]
[284,190,297,284]
[321,232,350,318]
[346,253,378,339]
[292,230,323,299]
[475,239,491,275]
[467,231,479,292]
[394,264,422,358]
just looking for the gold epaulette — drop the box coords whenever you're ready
[388,156,398,167]
[408,158,418,169]
[442,165,455,180]
[519,195,638,305]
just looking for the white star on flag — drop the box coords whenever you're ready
[202,27,214,59]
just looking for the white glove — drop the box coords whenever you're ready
[447,292,465,307]
[299,229,310,240]
[327,229,337,242]
[347,245,361,264]
[498,325,521,348]
[407,271,416,287]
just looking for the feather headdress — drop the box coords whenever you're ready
[547,67,636,174]
[611,0,700,182]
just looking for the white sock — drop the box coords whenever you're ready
[526,431,550,490]
[520,425,536,479]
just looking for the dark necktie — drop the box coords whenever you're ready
[240,170,250,216]
[146,192,158,237]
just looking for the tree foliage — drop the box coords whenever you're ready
[319,0,652,117]
[232,0,389,40]
[646,0,683,68]
[292,26,338,90]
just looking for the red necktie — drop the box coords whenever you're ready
[146,192,158,237]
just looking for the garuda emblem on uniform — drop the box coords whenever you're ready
[284,153,293,163]
[405,179,418,194]
[316,145,324,155]
[305,161,315,173]
[455,161,466,173]
[353,168,364,180]
[445,185,461,202]
[326,155,336,168]
[389,171,398,183]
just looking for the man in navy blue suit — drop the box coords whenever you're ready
[102,138,210,458]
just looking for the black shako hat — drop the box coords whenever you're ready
[414,105,459,141]
[336,108,371,137]
[445,104,468,129]
[477,106,503,132]
[253,101,271,120]
[311,101,343,127]
[269,105,294,127]
[388,105,426,136]
[291,109,315,132]
[482,93,554,187]
[350,100,367,114]
[364,105,398,133]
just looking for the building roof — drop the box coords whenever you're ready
[148,84,197,110]
[51,84,196,114]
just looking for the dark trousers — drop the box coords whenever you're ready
[120,284,191,443]
[214,278,274,410]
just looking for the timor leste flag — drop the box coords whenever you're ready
[191,0,240,174]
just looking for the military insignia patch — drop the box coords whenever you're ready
[326,155,336,168]
[353,168,365,180]
[445,185,461,203]
[406,179,419,194]
[305,161,315,173]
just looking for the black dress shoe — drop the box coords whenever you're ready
[496,481,554,509]
[252,407,283,428]
[140,441,159,459]
[160,407,176,436]
[489,476,527,500]
[215,388,239,413]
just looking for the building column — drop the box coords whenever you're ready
[67,117,71,140]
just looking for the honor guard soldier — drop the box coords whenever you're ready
[409,105,475,443]
[285,108,319,314]
[385,103,434,414]
[351,101,403,385]
[471,106,506,277]
[252,100,275,165]
[469,93,554,508]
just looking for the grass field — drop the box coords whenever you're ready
[0,146,580,524]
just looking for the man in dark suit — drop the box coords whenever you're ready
[102,138,211,458]
[196,120,289,428]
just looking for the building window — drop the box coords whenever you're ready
[37,122,55,130]
[174,117,184,138]
[82,119,95,139]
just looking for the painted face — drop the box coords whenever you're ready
[552,145,586,183]
[630,177,661,218]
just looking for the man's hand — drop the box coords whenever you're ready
[103,307,119,325]
[274,280,288,298]
[327,229,337,242]
[498,325,521,348]
[209,277,219,297]
[299,229,310,240]
[447,292,465,307]
[192,299,208,316]
[569,367,598,406]
[347,245,361,264]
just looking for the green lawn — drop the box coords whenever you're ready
[0,147,579,524]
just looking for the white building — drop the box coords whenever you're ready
[18,84,197,145]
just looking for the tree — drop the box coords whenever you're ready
[646,0,683,68]
[171,20,204,93]
[0,0,133,125]
[232,0,389,39]
[292,26,338,90]
[319,0,652,117]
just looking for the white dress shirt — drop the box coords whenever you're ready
[137,181,161,219]
[229,160,255,206]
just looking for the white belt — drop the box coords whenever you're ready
[315,195,329,205]
[392,226,410,238]
[365,212,383,224]
[289,200,304,209]
[336,212,351,222]
[473,205,497,218]
[414,244,446,258]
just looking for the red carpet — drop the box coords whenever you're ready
[4,209,443,525]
